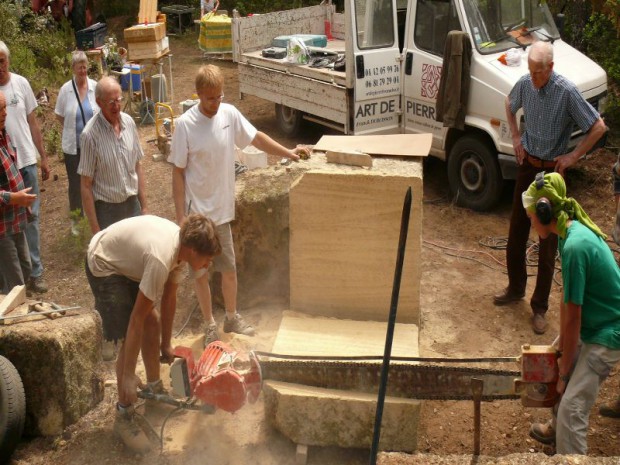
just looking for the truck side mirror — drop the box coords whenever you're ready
[554,13,565,35]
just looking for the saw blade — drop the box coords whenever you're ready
[258,358,520,401]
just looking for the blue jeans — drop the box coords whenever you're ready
[19,164,43,278]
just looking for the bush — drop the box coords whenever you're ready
[0,2,74,92]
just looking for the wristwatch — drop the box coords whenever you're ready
[559,374,570,383]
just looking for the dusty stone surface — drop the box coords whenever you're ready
[264,381,420,451]
[0,310,104,436]
[377,453,620,464]
[289,154,423,322]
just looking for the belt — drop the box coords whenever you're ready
[525,153,556,169]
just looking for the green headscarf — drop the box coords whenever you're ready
[522,172,606,239]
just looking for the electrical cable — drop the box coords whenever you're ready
[174,301,199,338]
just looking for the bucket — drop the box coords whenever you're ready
[151,74,168,103]
[120,64,142,91]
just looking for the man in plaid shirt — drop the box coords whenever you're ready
[0,89,36,293]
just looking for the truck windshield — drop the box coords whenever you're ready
[463,0,560,54]
[354,0,395,49]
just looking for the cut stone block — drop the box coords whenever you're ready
[290,158,423,323]
[264,380,420,451]
[0,285,26,317]
[0,310,104,436]
[272,310,419,358]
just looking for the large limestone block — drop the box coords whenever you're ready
[0,310,104,436]
[272,310,419,358]
[264,380,420,451]
[289,158,423,323]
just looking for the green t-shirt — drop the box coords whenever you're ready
[560,220,620,349]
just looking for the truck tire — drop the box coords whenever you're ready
[0,356,25,465]
[447,134,503,211]
[275,104,303,136]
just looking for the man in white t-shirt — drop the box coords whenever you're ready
[169,64,309,346]
[0,41,50,294]
[85,213,221,453]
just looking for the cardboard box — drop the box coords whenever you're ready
[124,22,166,43]
[128,36,169,60]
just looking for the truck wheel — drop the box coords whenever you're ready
[275,104,303,136]
[0,356,25,465]
[447,134,503,211]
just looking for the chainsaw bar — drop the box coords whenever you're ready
[256,357,520,401]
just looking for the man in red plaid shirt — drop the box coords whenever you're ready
[0,89,36,293]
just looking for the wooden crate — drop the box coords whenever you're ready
[128,37,169,60]
[124,22,166,43]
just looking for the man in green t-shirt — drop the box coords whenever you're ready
[521,172,620,454]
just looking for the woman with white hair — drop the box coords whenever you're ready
[54,50,99,235]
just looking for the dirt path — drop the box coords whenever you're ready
[9,32,620,464]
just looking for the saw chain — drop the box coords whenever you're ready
[255,354,521,402]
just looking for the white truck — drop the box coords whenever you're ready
[231,0,608,210]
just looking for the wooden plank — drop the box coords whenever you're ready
[314,134,432,157]
[138,0,158,24]
[326,149,372,167]
[0,285,26,317]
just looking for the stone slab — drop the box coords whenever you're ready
[377,453,620,464]
[264,380,420,451]
[0,309,104,436]
[272,310,419,357]
[289,158,423,323]
[0,285,26,317]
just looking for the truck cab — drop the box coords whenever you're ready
[232,0,607,211]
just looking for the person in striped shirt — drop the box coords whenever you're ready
[78,76,147,235]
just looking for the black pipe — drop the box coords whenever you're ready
[369,186,412,465]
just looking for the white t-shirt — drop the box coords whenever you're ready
[168,103,256,225]
[0,73,39,169]
[201,0,216,13]
[55,78,98,155]
[87,215,185,303]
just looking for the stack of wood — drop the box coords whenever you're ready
[124,0,169,60]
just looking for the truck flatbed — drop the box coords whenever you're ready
[240,40,347,87]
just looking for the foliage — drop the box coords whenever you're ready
[547,0,620,133]
[0,2,74,92]
[44,127,62,158]
[57,210,92,264]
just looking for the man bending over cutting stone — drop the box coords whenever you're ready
[85,213,221,453]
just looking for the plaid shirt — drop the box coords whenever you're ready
[509,71,599,160]
[0,131,30,238]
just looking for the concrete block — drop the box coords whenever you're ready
[296,444,308,465]
[289,158,423,323]
[326,149,373,167]
[0,310,104,436]
[264,380,420,451]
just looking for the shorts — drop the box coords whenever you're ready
[85,258,139,342]
[212,222,236,273]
